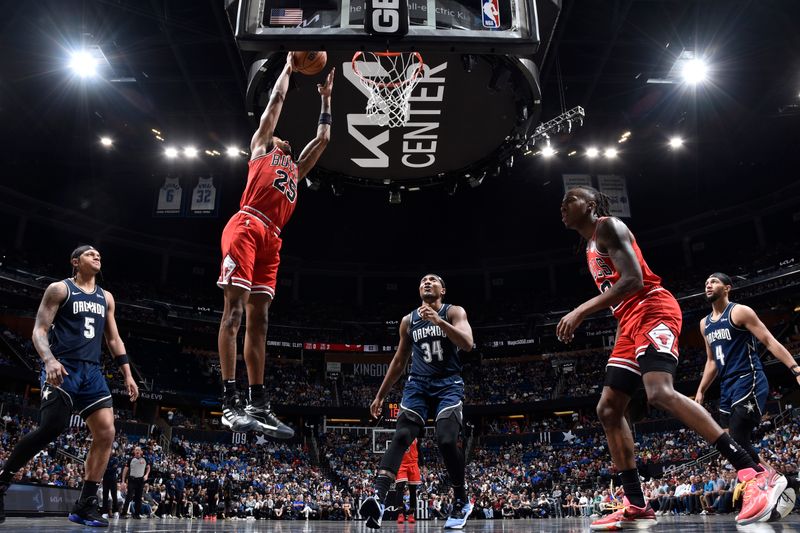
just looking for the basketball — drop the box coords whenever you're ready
[290,51,327,75]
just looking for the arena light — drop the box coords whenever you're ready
[586,147,600,158]
[669,136,684,149]
[541,142,556,158]
[604,147,618,159]
[164,147,179,158]
[99,137,113,147]
[682,58,708,85]
[69,51,98,78]
[183,146,198,158]
[226,146,239,157]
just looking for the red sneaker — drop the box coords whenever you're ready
[589,498,656,531]
[407,515,415,523]
[397,513,405,523]
[736,468,786,525]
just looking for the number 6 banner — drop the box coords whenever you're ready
[189,176,219,216]
[155,176,183,216]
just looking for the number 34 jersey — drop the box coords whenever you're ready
[408,304,462,378]
[240,146,299,233]
[49,278,107,364]
[586,217,664,320]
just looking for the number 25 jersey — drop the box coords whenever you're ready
[240,146,299,232]
[586,217,664,320]
[408,304,462,378]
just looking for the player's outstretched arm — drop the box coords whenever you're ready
[370,315,412,418]
[694,317,718,404]
[732,304,800,385]
[557,218,644,343]
[104,290,139,402]
[251,59,294,155]
[32,282,69,386]
[297,68,335,179]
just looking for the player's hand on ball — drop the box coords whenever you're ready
[556,308,585,343]
[44,358,69,387]
[318,68,335,98]
[418,304,442,325]
[370,397,383,419]
[126,376,139,402]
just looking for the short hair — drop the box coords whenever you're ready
[421,273,446,288]
[70,245,96,262]
[709,272,733,287]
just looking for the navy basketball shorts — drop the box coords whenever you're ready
[399,374,464,425]
[40,359,113,419]
[719,371,769,427]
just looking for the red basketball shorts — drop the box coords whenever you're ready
[217,211,282,298]
[607,288,682,376]
[396,462,421,485]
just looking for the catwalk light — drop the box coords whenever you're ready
[183,146,198,158]
[69,51,97,78]
[99,137,113,147]
[669,136,684,149]
[226,146,239,157]
[604,148,618,159]
[541,141,556,158]
[586,147,599,158]
[165,147,179,158]
[682,58,708,85]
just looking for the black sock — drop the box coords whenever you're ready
[409,485,417,517]
[222,379,237,403]
[714,433,758,471]
[249,384,266,405]
[81,481,99,500]
[375,475,392,503]
[452,484,467,503]
[620,469,645,507]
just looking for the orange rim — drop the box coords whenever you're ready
[352,51,425,89]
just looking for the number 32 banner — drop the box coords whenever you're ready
[189,176,219,216]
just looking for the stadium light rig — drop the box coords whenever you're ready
[99,137,113,147]
[528,106,586,145]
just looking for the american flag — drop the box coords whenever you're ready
[270,8,303,25]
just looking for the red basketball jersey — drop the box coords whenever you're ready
[585,217,663,319]
[239,146,299,233]
[401,439,419,467]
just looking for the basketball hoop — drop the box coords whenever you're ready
[352,51,425,128]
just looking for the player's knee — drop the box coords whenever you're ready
[436,430,458,450]
[221,305,244,331]
[596,399,621,427]
[93,424,115,446]
[645,385,675,410]
[393,426,415,449]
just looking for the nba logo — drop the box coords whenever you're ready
[481,0,500,28]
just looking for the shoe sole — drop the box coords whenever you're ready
[621,518,657,529]
[444,505,473,529]
[737,475,788,525]
[220,417,260,432]
[254,423,295,439]
[68,514,108,527]
[360,499,382,529]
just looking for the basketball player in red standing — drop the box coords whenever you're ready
[558,186,783,528]
[395,438,420,523]
[216,56,335,436]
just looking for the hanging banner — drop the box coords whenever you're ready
[562,174,592,193]
[189,176,219,216]
[155,177,183,216]
[597,175,631,217]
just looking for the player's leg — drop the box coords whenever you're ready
[408,483,418,522]
[0,383,72,522]
[68,404,114,527]
[395,480,407,522]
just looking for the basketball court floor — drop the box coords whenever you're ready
[4,515,800,532]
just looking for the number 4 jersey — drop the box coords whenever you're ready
[704,302,762,380]
[408,304,462,377]
[49,278,106,364]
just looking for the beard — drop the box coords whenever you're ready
[705,292,720,303]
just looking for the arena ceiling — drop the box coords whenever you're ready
[1,0,799,263]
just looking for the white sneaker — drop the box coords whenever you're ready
[102,514,109,519]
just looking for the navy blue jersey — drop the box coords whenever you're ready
[704,302,762,381]
[49,278,107,364]
[408,303,462,378]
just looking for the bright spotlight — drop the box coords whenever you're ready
[100,137,113,147]
[165,147,179,158]
[542,143,556,158]
[604,148,618,159]
[669,136,684,149]
[226,146,239,157]
[682,58,708,85]
[586,147,599,159]
[69,51,97,78]
[183,146,198,158]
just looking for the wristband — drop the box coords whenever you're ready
[319,113,332,125]
[115,354,130,367]
[791,364,800,377]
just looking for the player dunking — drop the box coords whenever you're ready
[360,275,474,529]
[216,57,334,435]
[695,273,794,517]
[0,246,139,527]
[395,438,420,523]
[558,187,782,528]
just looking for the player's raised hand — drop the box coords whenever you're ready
[418,304,442,325]
[44,357,68,387]
[370,396,383,419]
[318,67,335,98]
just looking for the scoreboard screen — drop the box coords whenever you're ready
[385,402,400,422]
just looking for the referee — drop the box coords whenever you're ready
[121,447,149,519]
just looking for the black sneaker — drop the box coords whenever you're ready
[221,397,260,432]
[0,480,9,523]
[245,401,295,439]
[68,495,109,527]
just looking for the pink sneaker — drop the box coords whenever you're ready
[736,468,786,525]
[589,498,656,531]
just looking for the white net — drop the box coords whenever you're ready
[352,52,425,128]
